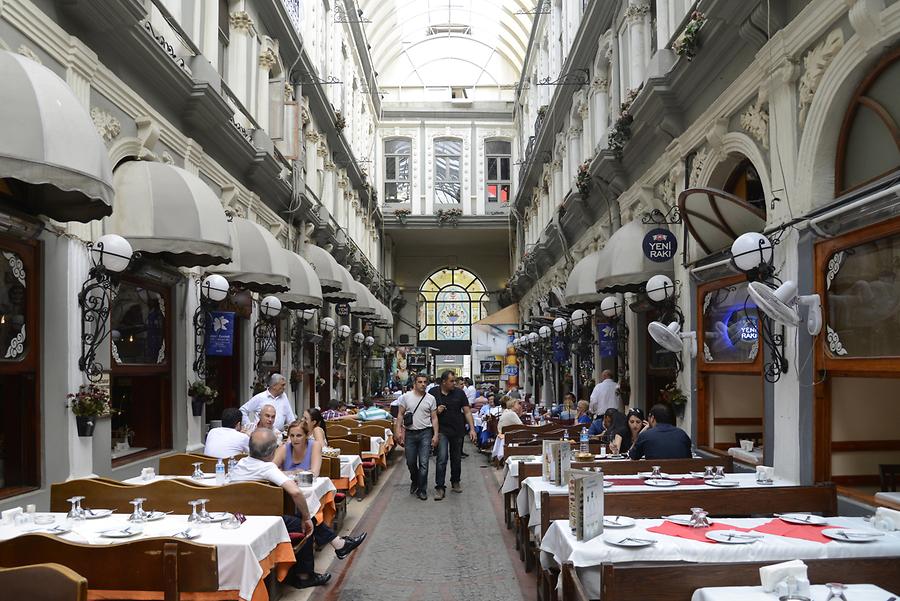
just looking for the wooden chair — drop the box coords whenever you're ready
[879,464,900,491]
[365,418,393,429]
[325,424,353,440]
[560,562,589,601]
[321,456,346,530]
[0,534,221,601]
[0,563,88,601]
[157,453,218,475]
[600,557,900,601]
[734,432,763,447]
[50,478,284,515]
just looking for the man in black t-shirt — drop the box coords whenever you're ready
[433,370,477,500]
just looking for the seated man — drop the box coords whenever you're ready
[230,430,366,589]
[628,403,692,460]
[321,399,346,421]
[203,408,249,458]
[249,404,283,443]
[357,398,391,421]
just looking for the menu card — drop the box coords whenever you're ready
[567,469,605,541]
[543,440,573,485]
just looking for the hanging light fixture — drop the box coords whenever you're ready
[730,232,774,278]
[645,274,675,303]
[552,317,568,333]
[570,309,589,327]
[321,316,336,334]
[254,295,283,384]
[600,294,625,319]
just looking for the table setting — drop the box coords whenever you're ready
[692,583,897,601]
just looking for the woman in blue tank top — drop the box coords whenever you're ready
[275,413,322,476]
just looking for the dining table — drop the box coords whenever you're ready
[501,453,632,495]
[333,454,365,495]
[540,516,900,600]
[728,446,764,465]
[0,512,293,601]
[691,583,897,601]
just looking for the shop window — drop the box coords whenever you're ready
[0,236,39,498]
[109,278,172,463]
[434,138,462,204]
[486,140,511,205]
[418,267,486,342]
[700,281,760,363]
[384,138,411,203]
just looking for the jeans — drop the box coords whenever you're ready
[283,515,338,576]
[404,427,433,493]
[435,433,464,489]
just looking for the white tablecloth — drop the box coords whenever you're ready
[516,473,795,530]
[541,516,900,600]
[692,584,896,601]
[875,491,900,509]
[340,455,362,479]
[368,437,386,455]
[0,512,289,600]
[728,447,764,465]
[491,436,505,460]
[501,454,631,494]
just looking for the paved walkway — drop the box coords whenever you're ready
[319,443,534,601]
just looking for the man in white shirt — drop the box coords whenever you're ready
[394,373,439,500]
[240,373,295,432]
[463,377,476,403]
[203,408,249,458]
[589,370,621,416]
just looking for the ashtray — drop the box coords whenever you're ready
[33,514,56,525]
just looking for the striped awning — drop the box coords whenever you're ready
[277,249,323,310]
[211,217,289,293]
[303,243,342,294]
[0,51,113,222]
[350,280,376,316]
[374,299,394,328]
[106,161,231,267]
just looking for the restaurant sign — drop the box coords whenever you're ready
[206,311,235,356]
[642,228,677,263]
[335,303,350,317]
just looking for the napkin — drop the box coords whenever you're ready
[759,560,807,592]
[875,506,900,530]
[752,519,836,543]
[0,507,22,523]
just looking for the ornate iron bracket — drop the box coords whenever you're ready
[140,20,187,71]
[334,4,371,23]
[78,265,115,383]
[537,69,589,87]
[516,0,551,14]
[253,314,279,385]
[294,73,343,86]
[642,205,682,225]
[192,301,209,378]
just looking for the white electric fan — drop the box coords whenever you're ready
[648,321,698,358]
[747,281,822,335]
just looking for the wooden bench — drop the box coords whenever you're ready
[50,478,285,516]
[0,534,222,601]
[0,563,88,601]
[600,557,900,601]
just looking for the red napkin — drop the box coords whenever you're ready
[607,477,708,486]
[751,518,838,543]
[647,520,751,543]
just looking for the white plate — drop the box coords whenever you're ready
[143,511,168,522]
[690,471,707,478]
[822,528,884,543]
[99,527,143,538]
[777,513,828,526]
[603,535,656,548]
[705,479,740,488]
[706,530,763,544]
[664,514,715,527]
[603,516,636,528]
[207,512,230,523]
[638,472,670,479]
[172,528,201,540]
[83,509,114,519]
[644,478,678,487]
[602,480,613,488]
[26,525,71,535]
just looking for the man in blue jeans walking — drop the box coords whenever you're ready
[433,370,477,500]
[394,373,439,500]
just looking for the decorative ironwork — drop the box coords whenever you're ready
[78,264,116,383]
[826,324,848,356]
[642,205,682,225]
[515,0,551,14]
[3,252,25,287]
[762,324,788,383]
[334,4,371,23]
[140,20,187,71]
[4,324,25,359]
[537,69,590,87]
[229,117,254,144]
[253,311,279,385]
[295,72,343,86]
[192,301,210,378]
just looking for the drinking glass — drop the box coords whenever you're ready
[651,465,662,478]
[703,466,715,479]
[191,462,204,480]
[196,499,211,523]
[128,498,147,523]
[66,496,86,521]
[187,500,201,523]
[824,583,847,601]
[221,513,241,529]
[714,466,725,480]
[692,510,710,529]
[689,507,704,527]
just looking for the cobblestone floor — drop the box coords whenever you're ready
[321,444,532,601]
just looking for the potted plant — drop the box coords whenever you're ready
[68,384,115,437]
[334,111,346,132]
[660,382,688,418]
[607,86,641,159]
[394,207,411,224]
[436,207,463,226]
[671,11,707,61]
[576,160,592,196]
[188,380,218,417]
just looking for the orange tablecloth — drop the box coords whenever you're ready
[331,465,366,496]
[362,443,387,468]
[316,490,336,528]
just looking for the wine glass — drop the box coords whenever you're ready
[692,510,710,529]
[703,466,715,479]
[191,462,204,480]
[66,496,85,521]
[196,499,211,523]
[689,507,704,527]
[651,465,662,478]
[187,500,201,523]
[825,583,847,601]
[714,466,725,480]
[128,498,147,523]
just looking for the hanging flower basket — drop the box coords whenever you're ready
[76,415,96,437]
[671,11,707,61]
[576,161,592,196]
[68,384,115,437]
[188,381,218,417]
[395,207,411,224]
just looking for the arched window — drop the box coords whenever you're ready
[418,267,487,341]
[724,158,766,214]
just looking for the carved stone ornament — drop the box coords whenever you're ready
[568,127,583,138]
[689,147,709,187]
[306,131,320,144]
[160,151,175,165]
[229,11,255,33]
[17,45,41,64]
[300,104,311,124]
[90,107,122,143]
[826,324,848,356]
[592,77,610,92]
[798,29,844,126]
[625,1,651,23]
[655,171,676,206]
[578,100,590,120]
[284,81,295,102]
[703,342,713,363]
[317,143,329,158]
[259,48,277,70]
[740,95,769,149]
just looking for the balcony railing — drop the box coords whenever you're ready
[143,0,202,73]
[220,82,261,147]
[282,0,302,35]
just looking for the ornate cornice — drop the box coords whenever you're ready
[258,48,277,70]
[90,107,121,143]
[625,1,651,24]
[797,29,844,126]
[229,11,254,33]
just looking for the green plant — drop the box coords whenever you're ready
[68,385,115,417]
[334,111,346,132]
[671,11,706,60]
[537,105,548,121]
[607,87,641,159]
[576,161,592,196]
[660,382,687,406]
[188,380,218,404]
[436,207,463,226]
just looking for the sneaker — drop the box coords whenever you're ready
[335,532,367,560]
[434,487,445,501]
[292,572,331,589]
[451,482,462,493]
[416,489,428,501]
[461,451,469,457]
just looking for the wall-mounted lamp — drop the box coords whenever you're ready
[253,295,282,384]
[193,273,230,377]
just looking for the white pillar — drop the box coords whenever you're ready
[592,78,610,148]
[626,1,650,89]
[227,10,255,108]
[257,50,275,132]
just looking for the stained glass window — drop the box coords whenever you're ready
[418,268,487,341]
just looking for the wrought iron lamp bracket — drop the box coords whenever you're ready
[78,265,116,383]
[642,205,682,225]
[516,0,551,15]
[334,5,371,23]
[537,68,590,87]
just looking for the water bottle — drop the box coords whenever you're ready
[579,427,589,454]
[563,429,570,442]
[215,458,225,485]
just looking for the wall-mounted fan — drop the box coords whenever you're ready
[747,281,822,336]
[648,321,697,357]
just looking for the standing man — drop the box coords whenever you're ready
[394,373,439,500]
[432,370,476,500]
[463,377,476,404]
[240,373,295,432]
[589,370,620,416]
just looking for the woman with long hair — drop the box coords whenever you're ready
[304,406,328,446]
[610,407,644,455]
[274,417,323,476]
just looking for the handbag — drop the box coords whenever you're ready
[403,395,426,429]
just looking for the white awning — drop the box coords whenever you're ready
[303,244,342,293]
[350,280,376,316]
[595,219,674,293]
[211,217,289,293]
[277,249,323,310]
[0,51,113,221]
[327,263,358,304]
[564,250,603,307]
[375,299,394,328]
[106,161,232,267]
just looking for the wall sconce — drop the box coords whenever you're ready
[599,294,629,385]
[192,273,230,377]
[321,316,336,334]
[568,308,594,384]
[78,234,136,382]
[353,332,365,345]
[365,335,375,347]
[253,295,282,384]
[334,323,351,356]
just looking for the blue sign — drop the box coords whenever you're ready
[552,335,568,364]
[505,365,519,377]
[642,228,678,263]
[206,311,235,357]
[598,322,617,358]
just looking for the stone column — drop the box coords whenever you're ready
[591,77,609,150]
[567,127,583,184]
[257,48,277,132]
[227,10,255,108]
[626,1,651,90]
